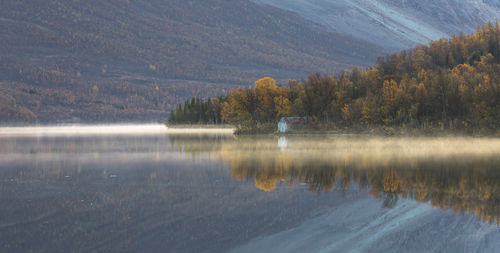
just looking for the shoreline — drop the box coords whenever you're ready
[2,123,500,138]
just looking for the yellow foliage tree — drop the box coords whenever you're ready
[274,96,291,118]
[221,87,249,123]
[254,77,280,121]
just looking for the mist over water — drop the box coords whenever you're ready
[0,124,233,137]
[2,126,500,252]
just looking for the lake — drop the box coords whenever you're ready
[1,125,500,253]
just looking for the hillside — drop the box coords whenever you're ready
[253,0,500,50]
[0,0,383,123]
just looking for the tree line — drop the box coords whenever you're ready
[170,22,500,133]
[168,96,227,124]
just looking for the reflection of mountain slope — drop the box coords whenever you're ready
[231,197,500,253]
[253,0,500,50]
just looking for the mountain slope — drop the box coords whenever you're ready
[1,0,386,83]
[253,0,500,50]
[0,0,384,123]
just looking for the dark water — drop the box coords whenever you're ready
[2,129,500,252]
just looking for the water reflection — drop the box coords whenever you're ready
[3,132,500,252]
[0,133,340,253]
[171,134,500,225]
[277,136,288,151]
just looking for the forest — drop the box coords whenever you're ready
[171,22,500,134]
[168,96,226,125]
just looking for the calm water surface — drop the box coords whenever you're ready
[1,125,500,252]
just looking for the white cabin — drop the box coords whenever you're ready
[278,117,306,133]
[278,118,289,133]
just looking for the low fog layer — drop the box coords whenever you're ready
[0,124,233,137]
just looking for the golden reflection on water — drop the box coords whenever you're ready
[170,134,500,225]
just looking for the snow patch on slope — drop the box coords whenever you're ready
[252,0,500,50]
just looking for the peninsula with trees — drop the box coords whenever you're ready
[169,23,500,135]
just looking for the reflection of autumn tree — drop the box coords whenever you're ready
[220,139,290,191]
[364,163,500,225]
[168,134,500,224]
[214,138,500,224]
